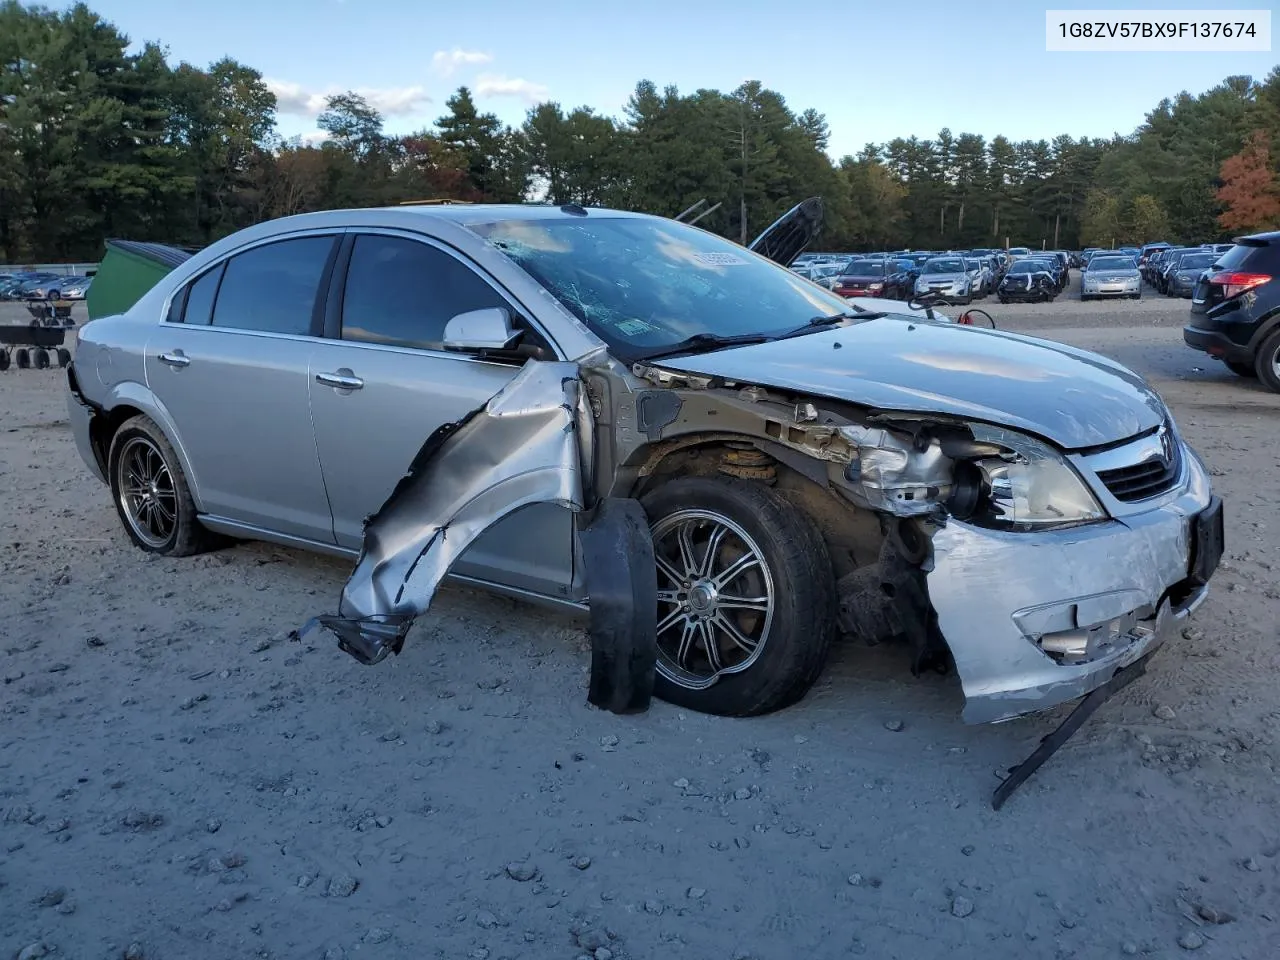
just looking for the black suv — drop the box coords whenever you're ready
[1183,231,1280,390]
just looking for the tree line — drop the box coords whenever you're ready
[3,0,1279,263]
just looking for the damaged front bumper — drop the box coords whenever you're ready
[929,447,1220,724]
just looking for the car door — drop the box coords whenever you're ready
[144,233,338,543]
[307,230,577,600]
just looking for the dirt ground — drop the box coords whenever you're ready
[2,282,1278,960]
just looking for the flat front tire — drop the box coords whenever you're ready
[640,476,836,717]
[108,415,213,556]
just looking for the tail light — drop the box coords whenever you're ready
[1210,272,1271,298]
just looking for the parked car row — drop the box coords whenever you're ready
[1142,244,1233,298]
[0,272,93,300]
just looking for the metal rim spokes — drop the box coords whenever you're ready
[117,437,176,547]
[650,509,775,690]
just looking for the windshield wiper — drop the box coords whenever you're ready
[641,332,775,361]
[776,309,880,340]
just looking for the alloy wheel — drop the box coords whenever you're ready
[650,509,776,690]
[116,436,177,548]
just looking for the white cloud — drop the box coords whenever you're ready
[474,73,549,104]
[431,48,493,77]
[266,78,432,118]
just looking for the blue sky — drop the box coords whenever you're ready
[90,0,1277,158]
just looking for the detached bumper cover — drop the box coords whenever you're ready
[928,446,1217,724]
[65,364,107,484]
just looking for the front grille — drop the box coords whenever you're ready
[1095,441,1182,502]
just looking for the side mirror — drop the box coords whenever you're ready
[442,307,521,352]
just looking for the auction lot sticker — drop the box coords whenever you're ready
[1046,9,1271,51]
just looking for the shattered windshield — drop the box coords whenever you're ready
[468,216,851,360]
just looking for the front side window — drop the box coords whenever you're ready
[340,235,509,351]
[210,236,335,336]
[466,216,848,360]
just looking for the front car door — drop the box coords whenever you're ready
[307,230,578,600]
[144,233,338,543]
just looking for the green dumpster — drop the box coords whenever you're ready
[85,239,199,321]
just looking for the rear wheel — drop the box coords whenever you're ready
[640,476,836,717]
[1255,329,1280,393]
[33,348,50,369]
[15,348,30,369]
[56,348,71,368]
[108,415,214,556]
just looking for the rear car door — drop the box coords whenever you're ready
[144,233,338,543]
[307,231,577,599]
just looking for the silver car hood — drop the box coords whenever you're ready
[658,317,1166,450]
[919,272,967,284]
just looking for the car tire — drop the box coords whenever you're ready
[108,415,215,557]
[0,349,8,371]
[1081,294,1091,302]
[33,348,50,369]
[1224,360,1257,378]
[998,296,1008,304]
[640,475,836,717]
[15,348,29,369]
[1255,329,1280,393]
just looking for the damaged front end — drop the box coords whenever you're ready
[834,415,1221,724]
[628,361,1223,726]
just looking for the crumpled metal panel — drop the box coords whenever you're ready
[927,448,1213,723]
[301,360,587,658]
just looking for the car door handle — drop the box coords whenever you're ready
[316,371,363,390]
[158,351,189,368]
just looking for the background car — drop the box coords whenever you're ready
[962,258,992,297]
[1156,248,1202,294]
[48,275,92,300]
[913,256,974,303]
[832,258,914,299]
[1184,230,1280,389]
[1164,251,1218,298]
[1080,254,1141,300]
[996,259,1057,302]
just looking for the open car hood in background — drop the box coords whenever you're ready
[748,197,824,266]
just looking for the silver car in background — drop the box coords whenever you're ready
[1081,254,1141,301]
[66,203,1222,726]
[914,256,974,303]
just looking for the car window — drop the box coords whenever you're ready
[170,263,224,324]
[339,235,510,351]
[210,236,335,336]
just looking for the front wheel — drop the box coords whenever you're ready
[108,415,214,556]
[640,476,836,717]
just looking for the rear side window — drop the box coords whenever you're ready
[339,234,509,351]
[1214,241,1278,273]
[210,236,335,336]
[173,264,224,325]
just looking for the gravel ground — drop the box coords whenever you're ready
[2,282,1279,960]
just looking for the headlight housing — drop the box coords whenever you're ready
[950,425,1106,531]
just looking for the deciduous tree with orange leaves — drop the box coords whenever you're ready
[1216,131,1280,233]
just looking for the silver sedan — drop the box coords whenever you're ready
[65,204,1222,726]
[1081,255,1142,300]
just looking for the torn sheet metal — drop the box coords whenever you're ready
[927,449,1214,723]
[299,360,587,663]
